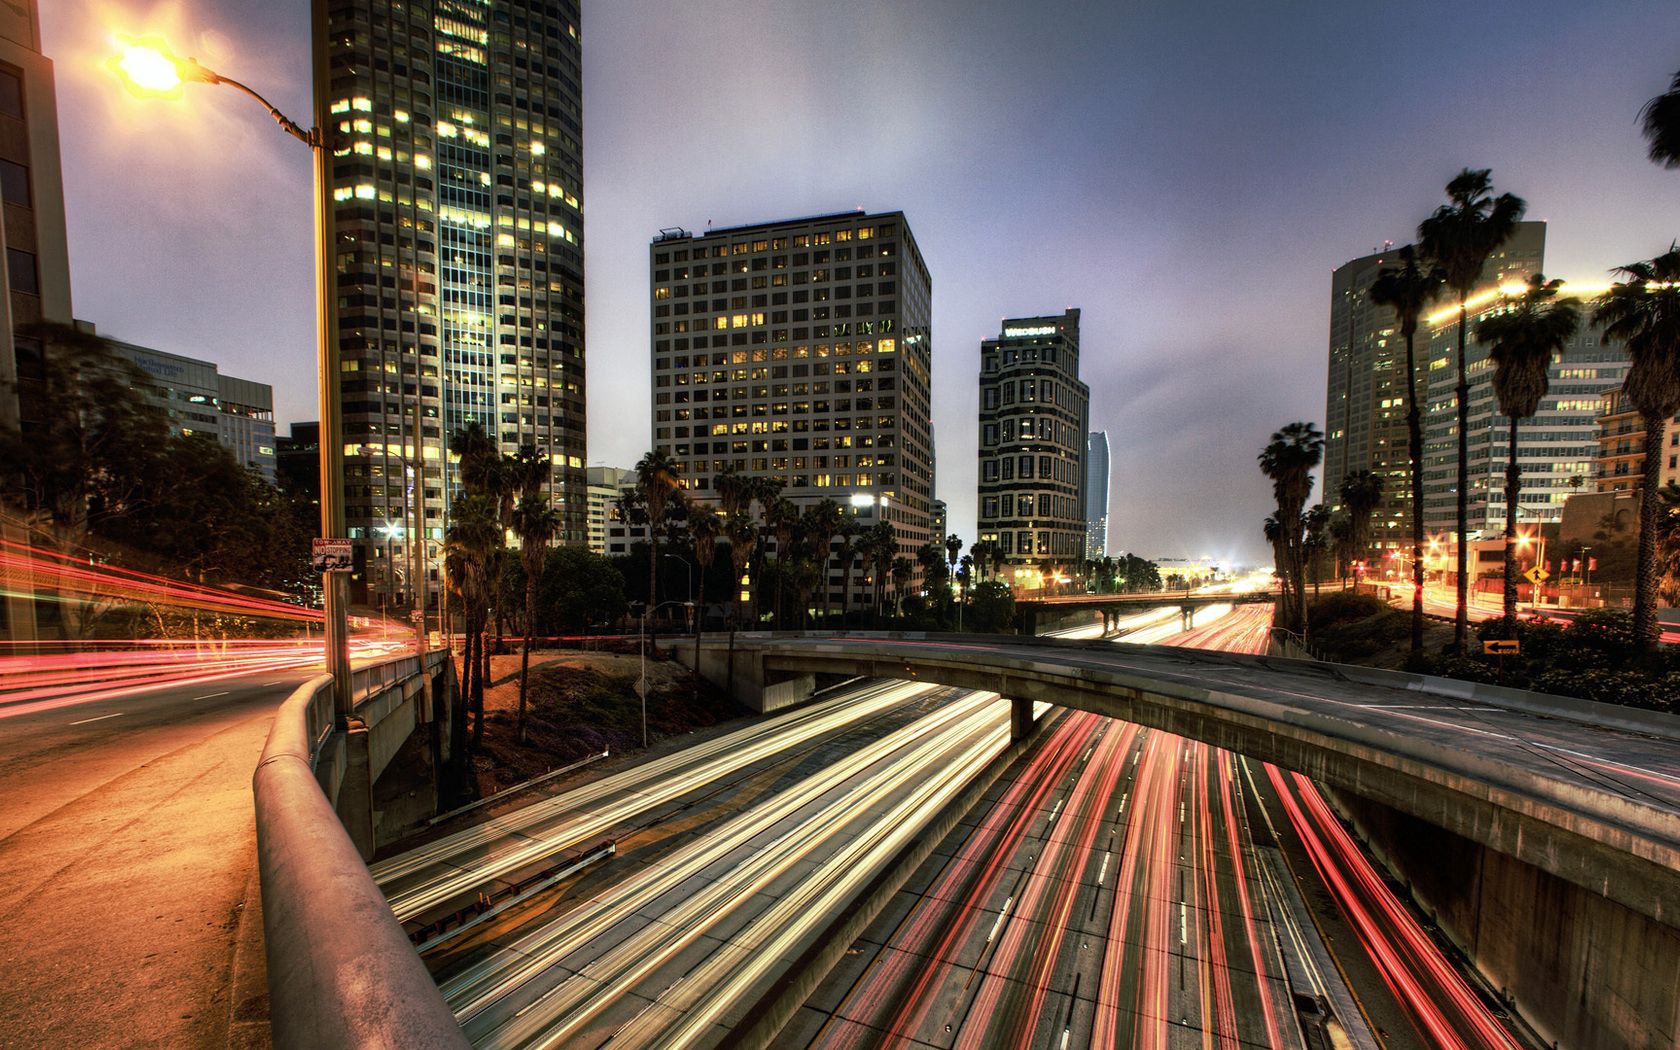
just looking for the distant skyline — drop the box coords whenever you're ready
[41,0,1679,564]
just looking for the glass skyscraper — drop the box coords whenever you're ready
[325,0,586,606]
[1085,431,1109,560]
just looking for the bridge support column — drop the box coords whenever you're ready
[1010,696,1036,742]
[1181,605,1194,631]
[336,718,376,861]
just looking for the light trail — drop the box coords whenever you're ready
[375,680,940,923]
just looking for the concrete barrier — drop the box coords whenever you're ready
[254,663,466,1050]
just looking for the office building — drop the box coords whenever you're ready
[1421,294,1623,539]
[930,499,947,545]
[277,422,321,506]
[325,0,587,607]
[1325,222,1546,551]
[111,336,278,482]
[975,309,1090,577]
[586,465,637,555]
[648,210,935,606]
[1593,389,1680,495]
[0,0,74,432]
[1085,430,1110,559]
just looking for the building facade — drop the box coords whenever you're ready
[648,210,935,607]
[1422,291,1624,539]
[0,0,73,432]
[1085,430,1109,560]
[975,309,1090,574]
[324,0,587,607]
[586,465,636,555]
[277,422,321,506]
[1593,388,1680,495]
[1325,222,1546,552]
[930,499,947,545]
[112,336,277,482]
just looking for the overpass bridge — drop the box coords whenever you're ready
[1014,586,1278,634]
[681,630,1680,1049]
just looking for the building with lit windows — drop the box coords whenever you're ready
[1325,223,1545,551]
[107,335,277,482]
[1085,430,1109,560]
[325,0,587,607]
[0,0,73,433]
[975,309,1090,574]
[1421,282,1625,539]
[586,465,636,555]
[929,499,947,546]
[648,210,935,607]
[1593,388,1680,495]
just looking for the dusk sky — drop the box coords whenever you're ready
[42,1,1679,564]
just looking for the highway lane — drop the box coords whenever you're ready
[375,679,941,926]
[428,687,1019,1049]
[0,664,315,1048]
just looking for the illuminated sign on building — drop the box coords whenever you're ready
[1002,325,1057,338]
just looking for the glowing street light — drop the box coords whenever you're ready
[110,16,355,723]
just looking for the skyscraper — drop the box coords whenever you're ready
[111,335,278,482]
[1323,222,1544,552]
[975,309,1089,578]
[0,0,73,433]
[648,210,935,607]
[325,0,586,606]
[1085,431,1109,559]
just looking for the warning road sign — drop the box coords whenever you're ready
[1524,565,1550,585]
[1483,639,1520,655]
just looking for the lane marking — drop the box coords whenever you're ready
[193,691,230,700]
[68,712,124,726]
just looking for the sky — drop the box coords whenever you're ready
[41,0,1680,565]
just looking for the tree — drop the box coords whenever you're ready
[1641,68,1680,169]
[510,492,560,742]
[632,449,684,644]
[1258,422,1324,634]
[1338,470,1385,579]
[891,556,913,616]
[867,521,897,625]
[766,496,801,626]
[1303,503,1331,597]
[443,491,500,755]
[1418,168,1526,650]
[944,533,962,587]
[1478,274,1580,624]
[1592,247,1680,651]
[727,518,757,628]
[1370,244,1445,654]
[534,546,627,632]
[833,522,860,627]
[802,499,843,624]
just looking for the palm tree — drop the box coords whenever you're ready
[1418,168,1526,650]
[1338,470,1385,581]
[890,557,912,616]
[868,521,896,625]
[1641,68,1680,169]
[633,449,683,644]
[688,502,720,669]
[727,517,757,628]
[1478,274,1581,624]
[833,523,860,628]
[1592,247,1680,652]
[1303,503,1331,597]
[944,533,962,587]
[1257,422,1324,634]
[443,492,500,750]
[767,496,801,626]
[802,499,843,624]
[510,493,559,742]
[1369,244,1445,653]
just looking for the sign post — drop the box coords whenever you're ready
[1483,637,1519,683]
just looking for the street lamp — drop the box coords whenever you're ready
[661,553,695,627]
[113,21,354,722]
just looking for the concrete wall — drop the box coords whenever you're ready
[1331,789,1680,1050]
[674,635,814,713]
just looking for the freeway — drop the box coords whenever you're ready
[410,681,1025,1049]
[0,663,315,1048]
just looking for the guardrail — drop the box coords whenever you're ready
[254,655,467,1050]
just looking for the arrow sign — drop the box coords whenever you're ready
[1483,639,1520,655]
[1524,566,1550,585]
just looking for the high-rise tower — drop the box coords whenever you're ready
[648,210,935,608]
[1085,431,1109,560]
[325,0,586,606]
[975,309,1089,578]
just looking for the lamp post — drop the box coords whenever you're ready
[661,553,695,629]
[113,17,353,722]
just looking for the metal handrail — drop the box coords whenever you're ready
[254,657,467,1049]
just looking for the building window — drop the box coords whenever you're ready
[6,247,37,295]
[0,159,28,207]
[0,67,20,119]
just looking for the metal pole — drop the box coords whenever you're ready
[312,0,352,722]
[639,609,648,749]
[411,395,427,653]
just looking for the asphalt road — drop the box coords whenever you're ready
[0,668,311,1049]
